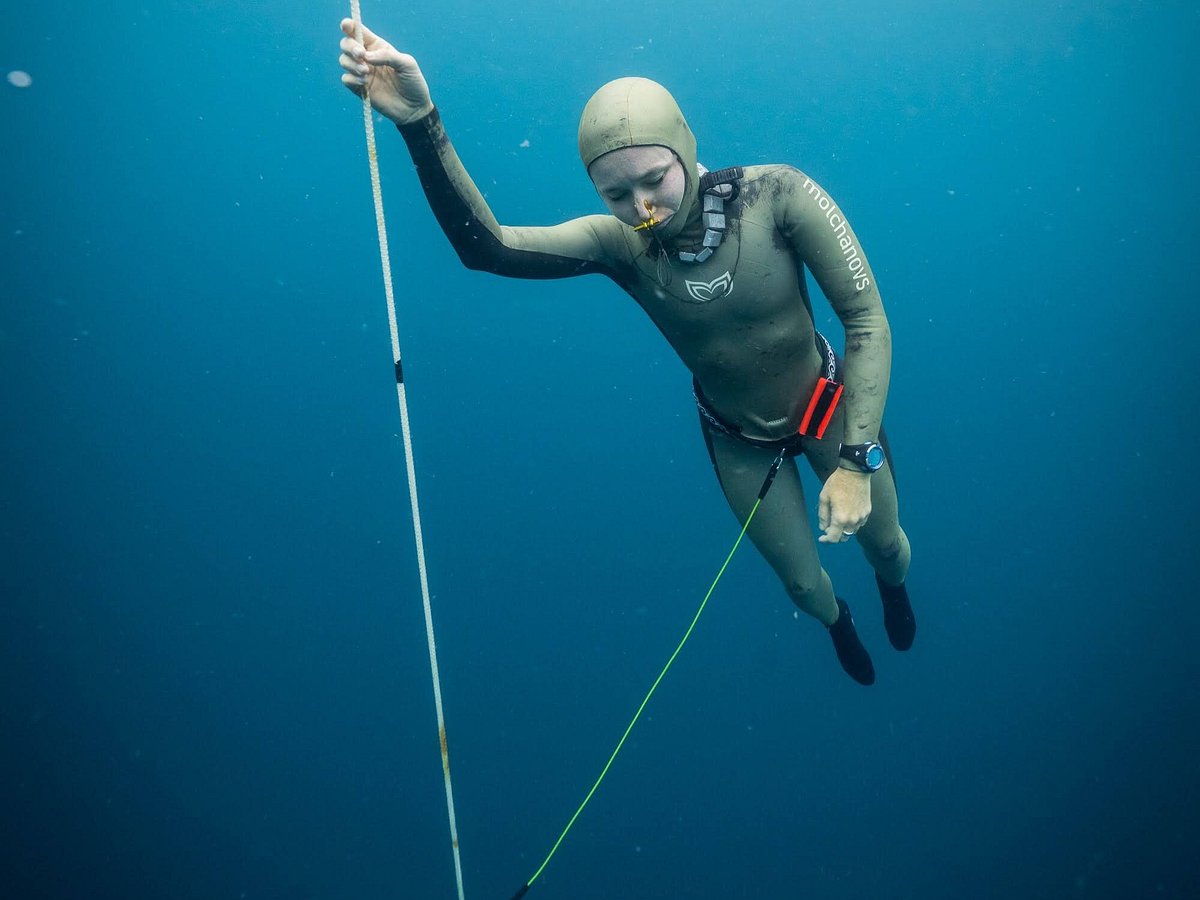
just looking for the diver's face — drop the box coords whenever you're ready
[588,145,686,230]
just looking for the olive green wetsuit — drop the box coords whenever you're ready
[396,78,911,633]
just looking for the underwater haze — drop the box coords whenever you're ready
[2,1,1198,898]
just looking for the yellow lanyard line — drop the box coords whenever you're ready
[514,449,786,898]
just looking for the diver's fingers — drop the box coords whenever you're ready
[341,71,366,95]
[339,37,369,83]
[364,46,412,71]
[341,17,388,51]
[818,492,831,532]
[339,18,362,51]
[339,50,368,79]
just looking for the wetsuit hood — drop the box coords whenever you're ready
[578,77,700,243]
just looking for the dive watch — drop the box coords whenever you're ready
[839,441,885,474]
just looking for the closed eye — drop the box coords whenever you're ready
[602,168,667,202]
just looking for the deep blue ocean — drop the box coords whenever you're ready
[3,1,1198,898]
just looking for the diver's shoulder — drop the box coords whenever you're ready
[580,213,639,262]
[741,163,792,180]
[577,212,624,233]
[740,164,816,188]
[589,213,635,245]
[734,166,816,214]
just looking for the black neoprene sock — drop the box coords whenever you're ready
[876,573,916,651]
[828,598,875,685]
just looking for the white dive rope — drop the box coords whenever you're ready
[348,4,466,899]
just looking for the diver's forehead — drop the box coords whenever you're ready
[588,145,676,186]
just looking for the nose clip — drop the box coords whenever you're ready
[633,199,661,232]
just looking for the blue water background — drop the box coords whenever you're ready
[3,1,1198,898]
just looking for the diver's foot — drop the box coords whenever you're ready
[829,598,875,685]
[876,574,916,651]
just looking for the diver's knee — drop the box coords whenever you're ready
[785,576,827,611]
[862,528,911,584]
[786,575,838,626]
[873,535,906,563]
[861,522,908,560]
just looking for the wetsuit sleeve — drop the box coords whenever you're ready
[774,168,891,452]
[396,108,625,281]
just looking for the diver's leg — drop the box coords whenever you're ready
[853,457,911,586]
[855,455,916,650]
[700,421,874,683]
[701,423,834,623]
[802,424,916,650]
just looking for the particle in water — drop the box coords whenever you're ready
[7,70,32,88]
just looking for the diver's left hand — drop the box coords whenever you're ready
[818,467,872,543]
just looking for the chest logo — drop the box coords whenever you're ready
[683,271,734,304]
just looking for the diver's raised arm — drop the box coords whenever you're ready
[339,18,433,125]
[337,20,622,281]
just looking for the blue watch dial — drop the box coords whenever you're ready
[865,444,885,470]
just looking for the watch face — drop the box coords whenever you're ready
[865,444,885,470]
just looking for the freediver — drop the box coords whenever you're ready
[338,19,916,685]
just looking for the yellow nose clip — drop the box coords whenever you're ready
[633,199,661,232]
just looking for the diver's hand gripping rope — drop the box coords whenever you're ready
[348,4,467,900]
[509,448,787,899]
